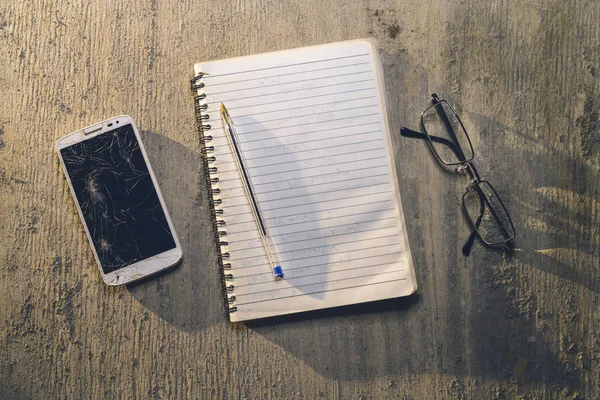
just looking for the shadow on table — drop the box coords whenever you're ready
[127,60,594,392]
[248,251,576,386]
[467,112,600,294]
[126,131,223,332]
[248,109,596,390]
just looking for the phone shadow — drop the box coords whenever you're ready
[126,130,223,332]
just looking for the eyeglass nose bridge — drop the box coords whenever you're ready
[465,178,479,191]
[456,160,481,184]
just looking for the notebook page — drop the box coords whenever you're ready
[195,39,416,322]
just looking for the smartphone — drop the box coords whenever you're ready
[56,116,182,285]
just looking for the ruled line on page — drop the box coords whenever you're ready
[229,222,399,252]
[222,178,379,199]
[202,61,373,87]
[211,87,377,111]
[211,118,381,148]
[200,53,370,79]
[215,145,386,173]
[222,173,391,198]
[208,80,375,103]
[234,250,403,279]
[209,70,372,95]
[243,147,385,171]
[237,264,404,288]
[206,96,377,122]
[218,174,390,203]
[229,112,380,137]
[232,251,404,281]
[229,215,398,240]
[237,269,404,297]
[224,182,391,217]
[232,244,406,273]
[219,166,389,193]
[222,191,394,225]
[271,216,397,239]
[208,116,381,153]
[226,210,398,240]
[227,213,398,243]
[244,232,400,258]
[229,112,379,137]
[225,204,396,230]
[217,154,388,176]
[227,211,398,242]
[211,130,377,153]
[234,256,404,280]
[232,238,402,269]
[220,171,389,197]
[212,138,383,164]
[228,233,400,262]
[212,133,381,164]
[262,190,391,213]
[235,265,406,297]
[234,265,406,294]
[241,121,381,144]
[244,139,382,161]
[236,105,377,127]
[220,177,390,204]
[215,144,386,172]
[236,278,408,306]
[219,162,388,185]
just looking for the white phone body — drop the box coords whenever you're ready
[56,116,182,285]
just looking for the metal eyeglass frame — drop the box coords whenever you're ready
[400,93,516,256]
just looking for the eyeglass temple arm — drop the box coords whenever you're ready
[433,104,468,162]
[400,127,464,161]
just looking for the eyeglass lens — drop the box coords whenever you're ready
[462,181,515,245]
[421,101,473,165]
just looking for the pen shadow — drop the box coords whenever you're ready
[126,131,224,332]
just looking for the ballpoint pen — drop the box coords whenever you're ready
[220,103,284,279]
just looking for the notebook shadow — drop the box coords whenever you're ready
[126,131,223,332]
[246,292,420,328]
[248,253,576,387]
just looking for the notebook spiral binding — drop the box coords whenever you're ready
[190,72,237,314]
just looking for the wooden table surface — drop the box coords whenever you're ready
[1,0,599,398]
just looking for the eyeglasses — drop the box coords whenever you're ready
[400,93,516,256]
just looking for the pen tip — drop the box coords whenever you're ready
[220,103,228,116]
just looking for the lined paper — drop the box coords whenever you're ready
[195,39,416,322]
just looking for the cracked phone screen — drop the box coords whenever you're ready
[60,124,176,273]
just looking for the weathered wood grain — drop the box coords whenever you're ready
[1,0,599,398]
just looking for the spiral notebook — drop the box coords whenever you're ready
[191,39,417,322]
